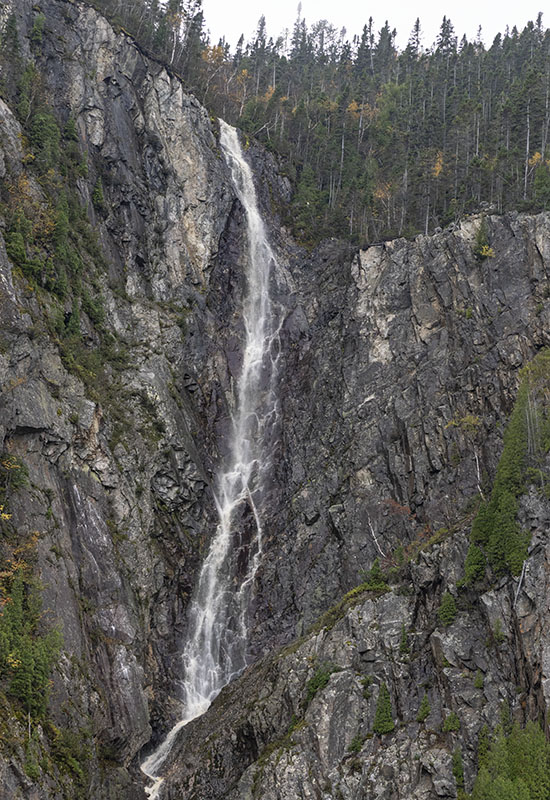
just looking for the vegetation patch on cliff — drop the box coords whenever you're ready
[464,349,550,582]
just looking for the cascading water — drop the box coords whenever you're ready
[141,120,281,798]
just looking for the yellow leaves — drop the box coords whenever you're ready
[8,174,32,204]
[445,414,481,434]
[0,504,11,521]
[6,652,21,670]
[1,455,21,471]
[262,86,275,103]
[433,151,444,178]
[201,44,226,66]
[529,151,550,168]
[166,11,183,29]
[33,205,56,244]
[320,98,338,114]
[374,182,392,201]
[13,531,40,557]
[478,244,495,258]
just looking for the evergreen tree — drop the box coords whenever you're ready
[438,591,457,626]
[416,693,430,723]
[373,682,395,734]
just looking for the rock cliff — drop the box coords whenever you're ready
[0,1,550,798]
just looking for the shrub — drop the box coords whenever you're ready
[92,178,105,210]
[347,734,364,754]
[453,747,465,794]
[474,217,494,259]
[442,711,461,732]
[493,619,506,645]
[305,663,337,707]
[416,693,430,723]
[373,682,395,735]
[365,557,389,591]
[82,289,105,326]
[30,13,45,47]
[438,591,457,627]
[474,670,484,689]
[5,231,27,268]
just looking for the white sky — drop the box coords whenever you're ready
[201,0,546,51]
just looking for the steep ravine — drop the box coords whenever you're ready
[1,1,550,799]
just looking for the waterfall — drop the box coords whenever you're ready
[141,120,280,798]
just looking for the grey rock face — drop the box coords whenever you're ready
[2,1,550,799]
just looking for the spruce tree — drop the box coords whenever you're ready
[373,682,395,735]
[437,591,457,627]
[416,693,430,723]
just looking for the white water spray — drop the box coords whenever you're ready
[141,120,281,798]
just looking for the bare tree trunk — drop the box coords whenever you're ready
[524,98,531,201]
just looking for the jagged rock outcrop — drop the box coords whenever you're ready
[1,1,550,799]
[157,214,550,798]
[0,0,252,795]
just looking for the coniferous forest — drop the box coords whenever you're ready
[80,1,550,246]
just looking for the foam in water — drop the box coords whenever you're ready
[141,120,280,798]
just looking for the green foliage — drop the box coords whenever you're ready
[473,218,494,260]
[65,298,81,337]
[92,178,105,211]
[364,558,389,591]
[29,110,60,172]
[437,591,457,627]
[347,734,364,754]
[86,2,550,245]
[452,747,465,794]
[360,675,372,699]
[493,619,506,645]
[64,117,78,141]
[82,289,105,326]
[478,724,491,769]
[304,663,337,707]
[5,231,27,269]
[416,693,430,723]
[373,682,395,735]
[465,366,540,580]
[464,543,486,584]
[442,711,461,733]
[534,164,550,209]
[471,721,550,800]
[30,13,46,48]
[0,569,62,719]
[0,453,28,506]
[291,163,323,245]
[500,700,513,734]
[49,724,90,784]
[474,670,484,690]
[15,63,37,123]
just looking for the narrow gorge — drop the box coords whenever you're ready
[1,2,550,800]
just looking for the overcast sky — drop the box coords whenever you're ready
[201,0,545,51]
